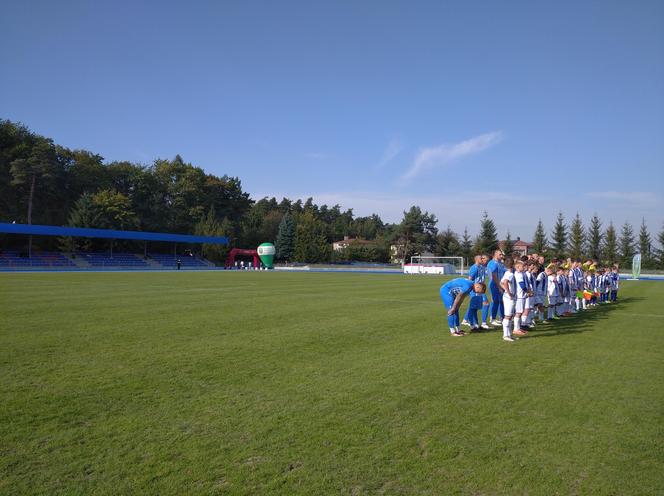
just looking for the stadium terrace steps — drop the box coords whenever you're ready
[143,257,165,270]
[67,253,92,269]
[148,253,209,269]
[0,250,77,270]
[0,251,216,271]
[75,252,149,269]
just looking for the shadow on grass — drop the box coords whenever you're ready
[521,297,644,339]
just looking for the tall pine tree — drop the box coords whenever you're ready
[475,211,499,255]
[638,218,652,267]
[587,214,603,260]
[460,227,473,266]
[550,212,567,260]
[531,219,548,255]
[603,222,618,264]
[568,213,585,259]
[275,212,295,261]
[619,221,636,267]
[502,231,515,257]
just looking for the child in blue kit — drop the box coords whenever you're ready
[466,293,485,331]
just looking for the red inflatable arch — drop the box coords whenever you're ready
[225,248,260,269]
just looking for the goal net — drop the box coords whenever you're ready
[404,256,464,275]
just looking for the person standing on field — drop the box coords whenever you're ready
[487,249,506,326]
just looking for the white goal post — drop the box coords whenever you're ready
[404,256,465,275]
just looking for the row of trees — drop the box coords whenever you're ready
[433,211,664,269]
[1,120,403,262]
[2,119,664,267]
[531,213,661,268]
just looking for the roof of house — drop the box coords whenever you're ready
[499,239,533,247]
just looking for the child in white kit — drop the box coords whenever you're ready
[610,265,620,302]
[547,266,559,320]
[500,258,517,342]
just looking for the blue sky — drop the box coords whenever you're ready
[2,0,663,239]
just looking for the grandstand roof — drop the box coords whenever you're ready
[0,223,229,244]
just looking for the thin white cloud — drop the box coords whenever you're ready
[586,191,660,209]
[402,131,503,180]
[375,138,403,170]
[303,152,328,160]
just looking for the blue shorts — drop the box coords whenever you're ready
[469,294,483,310]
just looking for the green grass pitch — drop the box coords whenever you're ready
[1,271,663,495]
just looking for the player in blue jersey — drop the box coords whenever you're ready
[440,278,486,337]
[487,249,506,326]
[461,254,491,331]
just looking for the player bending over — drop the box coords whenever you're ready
[439,278,486,337]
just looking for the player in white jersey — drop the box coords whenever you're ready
[546,266,560,320]
[571,259,584,311]
[600,268,611,303]
[512,260,529,336]
[596,269,605,303]
[499,258,517,342]
[610,265,620,301]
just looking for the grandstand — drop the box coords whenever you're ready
[0,250,214,271]
[0,222,228,271]
[75,252,149,269]
[0,250,76,269]
[149,253,210,269]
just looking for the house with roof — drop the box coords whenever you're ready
[332,236,375,252]
[498,237,533,257]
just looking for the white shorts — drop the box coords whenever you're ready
[525,296,534,310]
[515,297,525,314]
[503,294,515,317]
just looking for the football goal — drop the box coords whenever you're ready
[403,256,465,275]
